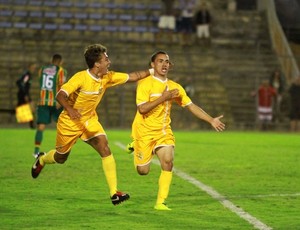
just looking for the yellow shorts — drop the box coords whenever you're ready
[56,114,106,154]
[134,131,175,167]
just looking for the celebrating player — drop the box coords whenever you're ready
[130,51,225,210]
[31,44,154,205]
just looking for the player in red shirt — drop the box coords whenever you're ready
[256,80,277,130]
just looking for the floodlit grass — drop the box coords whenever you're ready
[1,129,299,229]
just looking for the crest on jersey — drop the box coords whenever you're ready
[137,151,143,160]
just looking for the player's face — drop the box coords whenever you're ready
[96,52,111,76]
[152,54,171,77]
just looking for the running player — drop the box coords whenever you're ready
[130,51,225,210]
[31,44,154,205]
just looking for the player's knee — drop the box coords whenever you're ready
[87,136,111,157]
[54,152,69,164]
[162,161,173,171]
[137,167,149,175]
[37,124,46,131]
[138,171,149,176]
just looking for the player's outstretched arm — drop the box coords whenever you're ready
[127,68,154,82]
[186,103,225,132]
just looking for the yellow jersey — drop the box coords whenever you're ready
[60,69,128,119]
[132,75,192,139]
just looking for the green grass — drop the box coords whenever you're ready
[1,129,299,229]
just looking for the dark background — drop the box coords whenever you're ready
[236,0,300,44]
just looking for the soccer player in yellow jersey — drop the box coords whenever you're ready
[131,51,225,210]
[31,44,154,205]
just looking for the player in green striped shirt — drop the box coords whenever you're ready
[33,54,67,158]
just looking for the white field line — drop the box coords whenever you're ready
[169,165,272,230]
[228,193,300,198]
[115,141,273,230]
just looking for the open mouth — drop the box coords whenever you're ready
[162,67,168,73]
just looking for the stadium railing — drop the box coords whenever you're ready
[265,0,300,82]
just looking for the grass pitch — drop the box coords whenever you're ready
[0,129,299,229]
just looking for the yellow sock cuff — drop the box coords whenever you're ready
[160,170,173,188]
[162,170,173,176]
[40,149,56,166]
[102,154,114,163]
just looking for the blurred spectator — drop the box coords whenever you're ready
[252,80,277,131]
[156,0,176,43]
[269,69,285,122]
[227,0,237,13]
[194,2,212,45]
[16,63,37,129]
[178,0,196,45]
[288,76,300,132]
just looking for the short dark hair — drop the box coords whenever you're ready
[150,50,168,62]
[52,54,62,63]
[149,50,173,68]
[84,44,107,69]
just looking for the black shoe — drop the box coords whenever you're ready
[29,121,35,129]
[31,152,45,179]
[111,191,130,205]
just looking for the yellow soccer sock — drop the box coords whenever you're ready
[39,149,56,166]
[102,154,117,197]
[156,170,173,205]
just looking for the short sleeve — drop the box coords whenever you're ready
[174,83,192,107]
[105,71,129,88]
[60,73,82,96]
[136,79,150,105]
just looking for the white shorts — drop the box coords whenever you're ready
[196,24,210,38]
[158,15,176,30]
[258,106,273,121]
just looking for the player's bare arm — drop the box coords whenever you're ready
[210,116,225,132]
[56,90,81,120]
[138,87,179,114]
[127,68,154,82]
[186,103,225,132]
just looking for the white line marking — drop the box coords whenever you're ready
[171,166,272,230]
[115,141,273,230]
[228,193,300,198]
